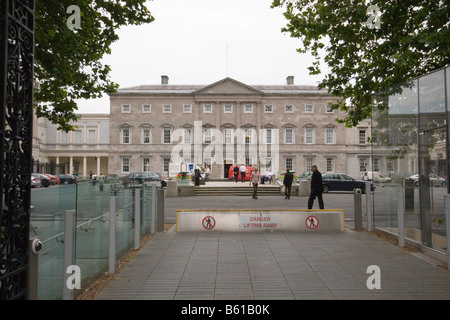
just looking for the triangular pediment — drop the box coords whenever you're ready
[194,78,262,95]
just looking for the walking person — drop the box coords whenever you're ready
[283,169,293,199]
[239,164,247,183]
[205,166,210,181]
[251,168,259,199]
[233,165,239,183]
[308,165,324,209]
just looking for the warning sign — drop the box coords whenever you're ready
[305,216,319,229]
[202,216,216,230]
[240,214,280,230]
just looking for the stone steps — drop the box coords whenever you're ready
[194,185,282,196]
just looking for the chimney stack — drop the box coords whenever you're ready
[286,76,294,85]
[161,75,169,85]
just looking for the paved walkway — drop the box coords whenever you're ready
[95,226,450,300]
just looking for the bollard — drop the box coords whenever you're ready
[397,188,405,247]
[27,238,42,300]
[354,188,363,230]
[366,182,373,232]
[134,188,141,250]
[109,196,117,274]
[151,183,157,234]
[63,210,76,300]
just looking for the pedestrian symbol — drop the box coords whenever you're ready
[202,216,216,230]
[305,216,319,229]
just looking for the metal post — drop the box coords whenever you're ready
[27,238,41,300]
[63,210,76,300]
[109,196,117,274]
[366,182,373,232]
[354,189,363,230]
[134,188,141,250]
[151,183,157,234]
[445,194,450,271]
[397,188,405,247]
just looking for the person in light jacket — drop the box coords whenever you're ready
[251,168,259,199]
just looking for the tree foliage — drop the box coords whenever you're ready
[34,0,154,131]
[271,0,450,127]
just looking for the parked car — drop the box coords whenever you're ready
[228,166,256,181]
[56,174,78,185]
[31,173,50,187]
[321,173,375,193]
[120,172,167,188]
[43,173,59,185]
[408,174,445,187]
[104,174,119,183]
[361,171,392,183]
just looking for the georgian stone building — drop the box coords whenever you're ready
[108,76,372,179]
[32,76,372,179]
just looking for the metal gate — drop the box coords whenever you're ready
[0,0,35,300]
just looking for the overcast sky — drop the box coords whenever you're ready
[76,0,327,114]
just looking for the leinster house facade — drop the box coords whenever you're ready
[33,76,373,180]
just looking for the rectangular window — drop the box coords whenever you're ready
[373,158,379,172]
[305,104,314,113]
[122,157,130,173]
[224,104,233,113]
[142,129,151,144]
[203,129,212,144]
[325,105,334,113]
[325,129,335,144]
[74,130,82,144]
[326,157,334,172]
[284,104,293,113]
[163,128,171,144]
[264,104,273,113]
[163,157,170,172]
[265,129,272,144]
[285,158,293,171]
[61,132,68,144]
[183,104,192,113]
[244,104,253,113]
[245,157,252,167]
[121,104,130,113]
[122,129,130,144]
[163,104,172,113]
[183,129,191,144]
[305,157,314,172]
[305,129,314,144]
[183,156,192,164]
[142,104,151,113]
[359,158,368,172]
[359,129,366,144]
[265,157,272,171]
[285,129,293,144]
[142,157,150,172]
[245,129,252,144]
[203,104,212,113]
[88,129,96,144]
[224,129,233,144]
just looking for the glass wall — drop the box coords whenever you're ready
[371,66,449,252]
[30,180,163,299]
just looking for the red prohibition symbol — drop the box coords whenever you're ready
[202,216,216,230]
[305,216,319,229]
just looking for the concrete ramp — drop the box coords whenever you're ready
[176,209,345,232]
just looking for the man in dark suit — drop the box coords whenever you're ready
[283,169,294,199]
[308,165,324,209]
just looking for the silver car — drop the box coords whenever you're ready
[408,174,445,187]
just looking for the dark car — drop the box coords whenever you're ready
[120,172,167,188]
[56,174,77,185]
[321,173,375,194]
